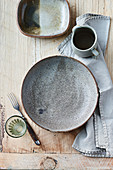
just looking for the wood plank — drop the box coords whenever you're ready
[104,0,113,82]
[0,0,36,153]
[1,153,113,169]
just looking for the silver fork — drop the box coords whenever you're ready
[8,92,41,145]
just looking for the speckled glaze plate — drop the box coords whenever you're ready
[17,0,70,38]
[21,56,98,132]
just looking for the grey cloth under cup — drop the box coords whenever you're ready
[58,13,113,157]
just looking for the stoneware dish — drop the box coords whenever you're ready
[17,0,70,38]
[21,56,98,132]
[5,115,27,138]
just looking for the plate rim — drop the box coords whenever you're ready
[21,55,99,132]
[17,0,71,38]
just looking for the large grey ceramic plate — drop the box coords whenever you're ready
[21,56,98,132]
[17,0,70,38]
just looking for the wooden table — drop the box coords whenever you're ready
[1,0,113,169]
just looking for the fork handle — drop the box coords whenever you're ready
[23,118,41,146]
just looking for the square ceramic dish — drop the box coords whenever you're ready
[17,0,70,38]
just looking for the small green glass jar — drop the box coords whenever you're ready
[5,115,27,138]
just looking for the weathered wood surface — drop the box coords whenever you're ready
[0,0,79,154]
[1,153,113,169]
[1,0,113,169]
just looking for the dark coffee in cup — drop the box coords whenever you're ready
[73,27,95,50]
[71,25,99,58]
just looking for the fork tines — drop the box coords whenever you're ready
[8,93,19,109]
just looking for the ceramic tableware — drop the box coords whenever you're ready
[71,25,99,57]
[17,0,70,38]
[8,92,41,145]
[5,115,27,138]
[21,56,98,132]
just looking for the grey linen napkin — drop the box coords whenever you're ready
[58,13,113,157]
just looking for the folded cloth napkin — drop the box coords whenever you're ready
[58,13,113,157]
